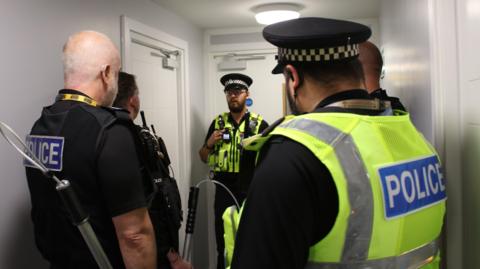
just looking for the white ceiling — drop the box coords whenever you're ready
[152,0,381,29]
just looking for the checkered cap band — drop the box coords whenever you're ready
[224,79,249,88]
[277,44,360,62]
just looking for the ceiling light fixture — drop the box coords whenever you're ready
[252,3,303,25]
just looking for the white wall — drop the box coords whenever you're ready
[0,0,208,268]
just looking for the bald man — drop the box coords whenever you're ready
[359,41,406,111]
[25,31,157,269]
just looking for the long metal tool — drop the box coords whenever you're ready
[182,179,240,262]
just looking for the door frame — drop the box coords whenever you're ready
[121,15,192,210]
[428,0,462,267]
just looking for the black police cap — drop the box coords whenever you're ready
[220,73,253,91]
[263,17,372,74]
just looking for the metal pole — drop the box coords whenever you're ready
[77,221,113,269]
[181,179,240,262]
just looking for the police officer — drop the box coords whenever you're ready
[359,41,407,111]
[25,31,157,269]
[114,71,191,269]
[231,18,446,269]
[198,73,268,269]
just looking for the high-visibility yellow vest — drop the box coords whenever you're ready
[208,112,263,173]
[235,111,445,268]
[223,205,242,268]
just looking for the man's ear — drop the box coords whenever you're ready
[284,64,300,88]
[101,64,111,84]
[284,64,300,95]
[128,95,137,107]
[127,95,134,108]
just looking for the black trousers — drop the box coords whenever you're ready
[213,173,244,269]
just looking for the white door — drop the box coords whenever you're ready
[123,26,190,247]
[208,51,286,125]
[131,38,181,177]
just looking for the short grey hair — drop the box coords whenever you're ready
[62,31,119,87]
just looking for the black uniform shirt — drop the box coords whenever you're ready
[25,89,148,268]
[231,89,382,269]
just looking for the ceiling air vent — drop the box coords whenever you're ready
[210,32,264,45]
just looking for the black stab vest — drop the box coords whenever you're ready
[26,103,152,269]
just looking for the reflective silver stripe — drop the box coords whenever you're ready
[279,118,373,261]
[304,240,439,269]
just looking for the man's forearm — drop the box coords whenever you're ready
[199,144,212,163]
[113,208,157,269]
[118,229,156,269]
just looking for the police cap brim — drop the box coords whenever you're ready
[271,63,285,74]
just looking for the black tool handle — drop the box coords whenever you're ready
[185,186,199,234]
[140,111,149,130]
[56,180,88,224]
[151,124,157,135]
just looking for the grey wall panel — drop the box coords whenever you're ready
[380,0,433,142]
[457,0,480,267]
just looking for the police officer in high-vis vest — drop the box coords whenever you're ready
[24,31,157,269]
[199,73,268,269]
[231,18,446,269]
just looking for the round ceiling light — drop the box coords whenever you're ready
[252,3,303,25]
